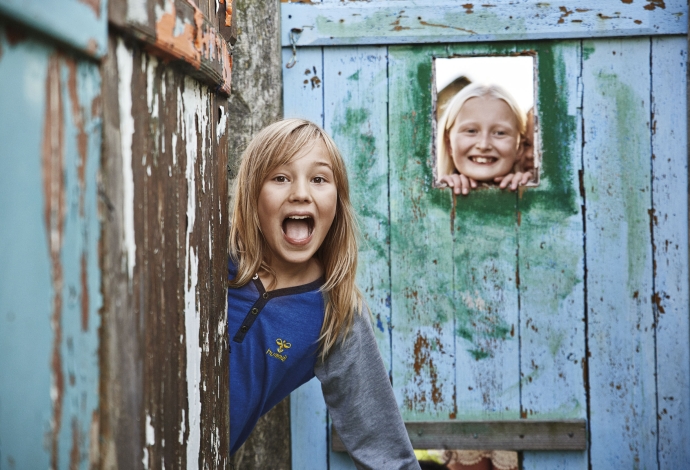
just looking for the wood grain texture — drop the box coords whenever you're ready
[0,29,102,469]
[323,45,391,373]
[651,35,690,468]
[109,0,234,94]
[445,42,521,422]
[283,44,330,470]
[0,0,107,57]
[323,45,390,470]
[332,420,587,452]
[228,1,291,467]
[582,37,657,469]
[519,41,588,470]
[281,0,688,47]
[101,37,229,470]
[388,44,457,421]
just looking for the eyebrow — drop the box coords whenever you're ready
[312,161,333,170]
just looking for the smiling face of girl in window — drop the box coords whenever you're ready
[446,95,522,182]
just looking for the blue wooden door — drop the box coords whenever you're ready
[0,0,106,467]
[282,1,689,469]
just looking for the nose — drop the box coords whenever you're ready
[289,177,312,202]
[476,132,492,150]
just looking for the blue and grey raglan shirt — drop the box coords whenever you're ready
[228,261,419,469]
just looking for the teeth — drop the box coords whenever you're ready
[288,215,310,219]
[473,157,495,164]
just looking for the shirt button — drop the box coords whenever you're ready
[262,293,268,299]
[241,325,248,332]
[251,308,258,315]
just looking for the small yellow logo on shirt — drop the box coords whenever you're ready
[267,338,291,362]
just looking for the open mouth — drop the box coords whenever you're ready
[282,215,314,243]
[469,156,498,165]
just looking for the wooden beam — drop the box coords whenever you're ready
[331,420,587,452]
[281,0,688,48]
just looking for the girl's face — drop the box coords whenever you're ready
[257,140,337,274]
[447,95,521,181]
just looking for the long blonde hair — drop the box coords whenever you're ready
[229,118,363,359]
[436,83,526,180]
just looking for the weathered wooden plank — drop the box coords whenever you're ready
[109,0,234,95]
[582,37,657,468]
[283,44,331,470]
[323,45,390,470]
[0,27,102,469]
[331,420,587,452]
[100,37,229,469]
[389,44,457,421]
[227,0,289,467]
[518,40,587,470]
[651,35,690,468]
[0,0,107,57]
[323,45,391,373]
[282,0,688,47]
[444,42,521,422]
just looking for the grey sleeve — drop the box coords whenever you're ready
[314,310,420,470]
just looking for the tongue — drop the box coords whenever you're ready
[284,219,310,240]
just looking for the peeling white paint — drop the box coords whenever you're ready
[179,409,186,445]
[127,0,148,27]
[146,56,159,118]
[182,79,203,469]
[146,413,155,446]
[116,39,137,280]
[216,105,227,142]
[172,133,178,166]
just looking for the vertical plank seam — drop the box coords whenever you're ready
[386,44,394,384]
[321,45,330,470]
[649,36,662,470]
[578,38,593,470]
[516,190,523,420]
[448,43,458,422]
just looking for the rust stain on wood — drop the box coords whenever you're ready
[644,0,666,10]
[462,3,474,14]
[558,6,574,24]
[70,418,80,470]
[66,59,89,216]
[408,331,443,408]
[43,56,66,470]
[418,20,477,35]
[81,252,89,331]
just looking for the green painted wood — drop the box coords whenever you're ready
[281,0,688,47]
[388,44,457,421]
[582,37,657,468]
[445,42,521,421]
[324,45,391,372]
[651,35,690,467]
[282,45,331,470]
[0,0,107,57]
[518,40,587,470]
[323,45,390,470]
[331,420,587,452]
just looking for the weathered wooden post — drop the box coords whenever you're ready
[0,0,236,467]
[227,0,288,468]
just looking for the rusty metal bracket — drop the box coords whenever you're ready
[285,28,302,69]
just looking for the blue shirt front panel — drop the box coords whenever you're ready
[228,260,325,454]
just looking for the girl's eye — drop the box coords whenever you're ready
[312,176,327,184]
[274,175,288,183]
